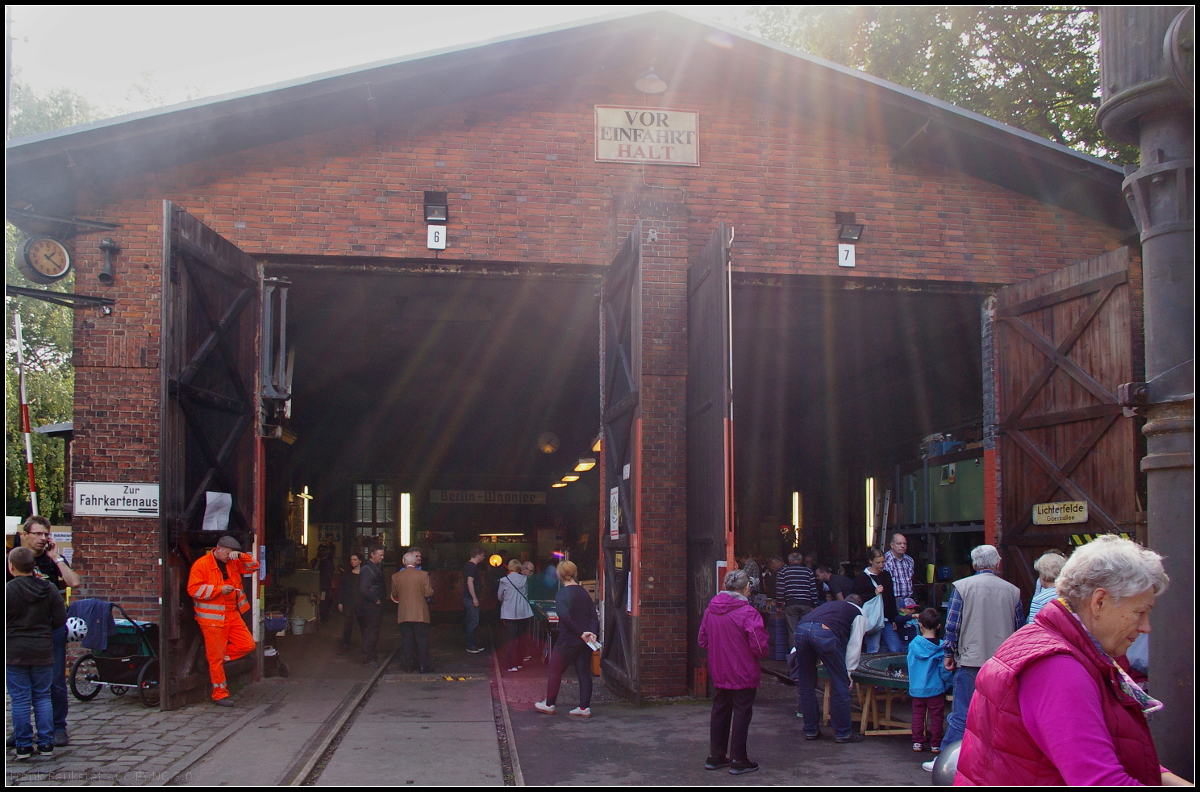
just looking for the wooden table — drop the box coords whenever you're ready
[818,652,912,736]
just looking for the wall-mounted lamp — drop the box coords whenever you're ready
[838,224,865,242]
[574,458,596,472]
[834,212,865,242]
[561,475,580,483]
[98,237,120,285]
[634,61,668,94]
[551,482,569,488]
[424,191,448,222]
[591,434,602,453]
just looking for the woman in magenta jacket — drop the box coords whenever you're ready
[698,568,769,776]
[956,536,1188,786]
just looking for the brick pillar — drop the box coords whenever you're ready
[616,193,689,699]
[69,214,164,622]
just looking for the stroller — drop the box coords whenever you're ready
[66,600,161,708]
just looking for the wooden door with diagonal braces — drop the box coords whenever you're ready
[996,248,1142,596]
[599,223,641,698]
[159,203,261,710]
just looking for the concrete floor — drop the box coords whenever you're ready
[7,610,936,786]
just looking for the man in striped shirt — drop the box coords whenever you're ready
[777,553,819,649]
[881,533,915,651]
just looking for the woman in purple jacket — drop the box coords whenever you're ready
[698,568,770,775]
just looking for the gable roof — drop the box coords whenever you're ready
[5,10,1132,233]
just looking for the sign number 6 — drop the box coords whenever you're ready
[427,225,447,250]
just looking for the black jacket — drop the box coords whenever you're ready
[6,576,67,666]
[359,561,385,605]
[338,569,363,608]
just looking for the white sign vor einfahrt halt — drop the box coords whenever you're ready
[595,106,699,166]
[74,482,160,518]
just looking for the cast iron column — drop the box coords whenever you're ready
[1098,6,1194,780]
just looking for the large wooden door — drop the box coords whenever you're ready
[995,248,1141,597]
[159,203,261,710]
[599,224,641,697]
[686,223,734,693]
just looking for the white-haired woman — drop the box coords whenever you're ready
[698,568,769,775]
[956,535,1187,785]
[1026,550,1067,624]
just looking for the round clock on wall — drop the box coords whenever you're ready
[20,236,74,284]
[537,432,561,454]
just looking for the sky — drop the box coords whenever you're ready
[8,5,739,118]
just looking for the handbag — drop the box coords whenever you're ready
[861,573,886,633]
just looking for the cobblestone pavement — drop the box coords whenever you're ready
[5,677,292,786]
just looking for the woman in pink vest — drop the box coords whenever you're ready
[956,535,1188,785]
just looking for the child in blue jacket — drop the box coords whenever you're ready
[907,608,954,754]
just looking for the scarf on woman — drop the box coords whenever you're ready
[1058,597,1163,715]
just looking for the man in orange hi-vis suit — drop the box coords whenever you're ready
[187,535,259,707]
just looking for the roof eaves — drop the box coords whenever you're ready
[5,8,669,155]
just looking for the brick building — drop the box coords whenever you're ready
[6,11,1140,706]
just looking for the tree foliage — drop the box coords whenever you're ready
[6,78,106,522]
[740,5,1137,164]
[7,76,104,139]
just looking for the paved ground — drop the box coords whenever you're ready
[7,612,936,786]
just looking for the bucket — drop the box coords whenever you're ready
[291,616,306,635]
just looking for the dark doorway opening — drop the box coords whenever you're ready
[731,276,989,580]
[259,265,601,617]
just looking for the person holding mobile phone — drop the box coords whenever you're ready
[6,516,80,748]
[535,561,599,719]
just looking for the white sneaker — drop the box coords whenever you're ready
[507,667,519,673]
[922,760,936,772]
[534,701,555,715]
[568,707,592,718]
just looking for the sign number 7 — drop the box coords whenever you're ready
[837,243,855,268]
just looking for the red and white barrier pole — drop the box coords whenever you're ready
[13,313,39,516]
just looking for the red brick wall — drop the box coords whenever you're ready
[620,208,690,697]
[67,72,1127,689]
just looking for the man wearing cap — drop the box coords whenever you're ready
[187,536,259,707]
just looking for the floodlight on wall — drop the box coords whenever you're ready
[634,61,668,94]
[838,224,865,242]
[574,458,597,472]
[591,434,602,453]
[834,211,865,242]
[562,475,580,482]
[424,191,448,222]
[551,482,569,488]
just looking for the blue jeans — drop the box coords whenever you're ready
[7,664,54,749]
[52,624,68,732]
[792,622,853,739]
[863,627,882,654]
[942,665,979,746]
[462,598,480,649]
[880,620,905,652]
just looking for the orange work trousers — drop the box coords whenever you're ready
[199,614,256,700]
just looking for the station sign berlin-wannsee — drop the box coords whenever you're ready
[429,490,547,505]
[595,106,699,166]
